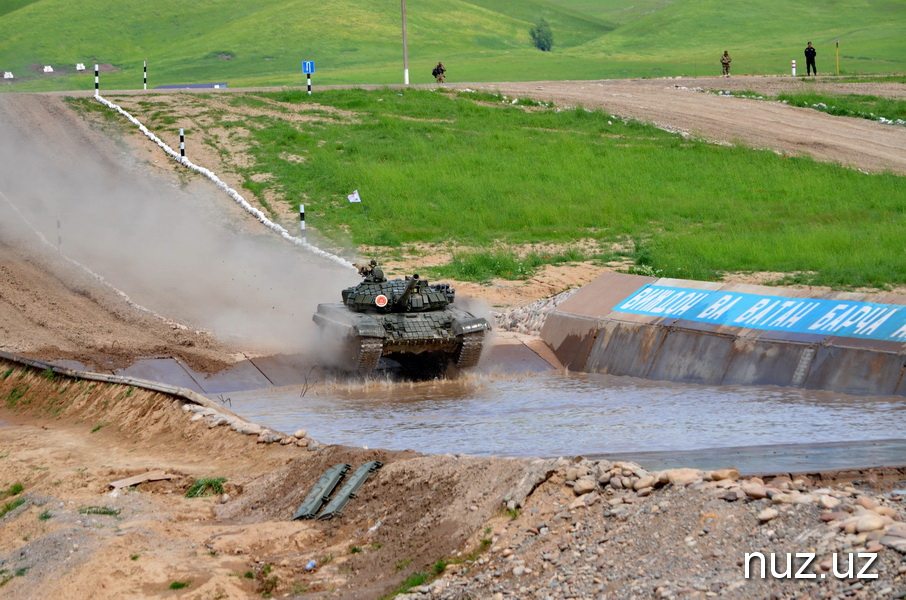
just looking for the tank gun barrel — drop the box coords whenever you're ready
[395,274,420,309]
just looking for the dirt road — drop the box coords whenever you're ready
[485,77,906,175]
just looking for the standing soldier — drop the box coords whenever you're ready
[432,62,446,84]
[720,51,732,77]
[804,42,817,76]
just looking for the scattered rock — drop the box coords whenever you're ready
[855,512,886,533]
[710,468,739,481]
[741,483,767,499]
[661,468,701,486]
[573,477,597,496]
[757,508,779,522]
[818,494,840,509]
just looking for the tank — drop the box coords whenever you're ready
[313,260,490,371]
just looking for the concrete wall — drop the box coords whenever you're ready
[541,273,906,397]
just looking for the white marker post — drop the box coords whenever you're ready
[179,128,185,157]
[791,60,797,77]
[94,64,99,96]
[143,60,147,90]
[300,204,306,243]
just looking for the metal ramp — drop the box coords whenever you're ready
[292,463,351,520]
[317,461,383,520]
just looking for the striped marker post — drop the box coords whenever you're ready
[94,64,99,96]
[300,204,306,243]
[307,73,312,96]
[143,60,147,90]
[791,60,796,77]
[179,128,185,157]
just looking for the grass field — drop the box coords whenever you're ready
[1,0,904,92]
[86,87,906,289]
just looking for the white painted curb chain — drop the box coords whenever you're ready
[94,93,355,270]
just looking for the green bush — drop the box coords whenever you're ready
[530,18,554,52]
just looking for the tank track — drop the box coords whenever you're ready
[353,337,384,371]
[453,331,485,368]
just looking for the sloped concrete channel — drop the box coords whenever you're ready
[542,273,906,397]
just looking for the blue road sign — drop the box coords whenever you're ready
[302,61,316,74]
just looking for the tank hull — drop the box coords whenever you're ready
[313,303,488,371]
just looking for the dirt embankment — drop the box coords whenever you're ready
[2,359,905,599]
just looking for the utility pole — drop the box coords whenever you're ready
[835,39,840,76]
[401,0,409,84]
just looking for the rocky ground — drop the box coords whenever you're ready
[0,77,904,598]
[399,463,906,600]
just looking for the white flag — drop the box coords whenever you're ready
[347,189,361,203]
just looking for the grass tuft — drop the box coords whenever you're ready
[78,505,121,516]
[1,483,24,499]
[185,477,227,498]
[6,384,29,408]
[1,498,26,519]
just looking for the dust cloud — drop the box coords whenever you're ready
[0,108,359,356]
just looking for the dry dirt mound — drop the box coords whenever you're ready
[0,358,545,599]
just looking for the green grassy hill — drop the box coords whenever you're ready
[0,0,903,91]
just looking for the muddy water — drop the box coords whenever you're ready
[224,371,906,460]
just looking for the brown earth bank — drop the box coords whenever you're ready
[1,359,905,600]
[1,78,905,598]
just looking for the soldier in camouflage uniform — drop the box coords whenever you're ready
[720,51,732,77]
[433,62,446,83]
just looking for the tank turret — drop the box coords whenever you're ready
[314,260,489,371]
